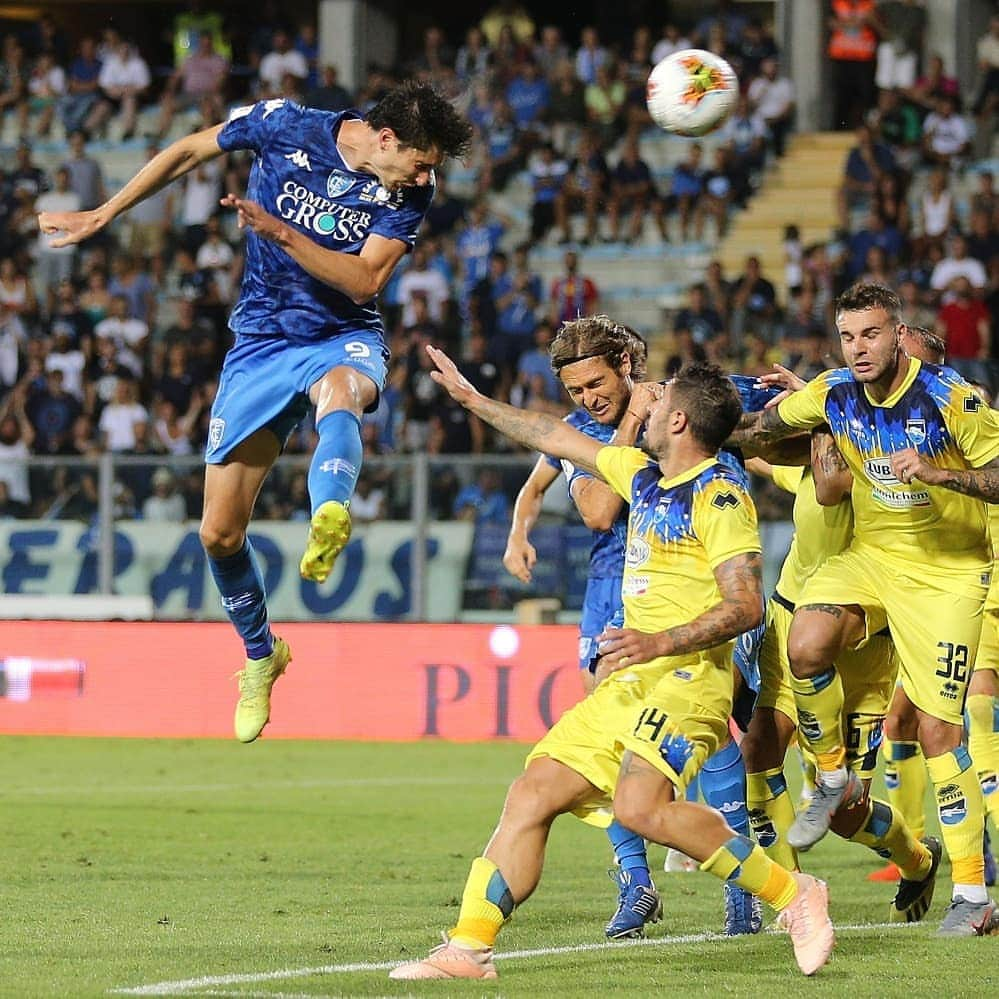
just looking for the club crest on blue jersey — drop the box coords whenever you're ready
[905,418,927,446]
[651,499,671,524]
[208,417,225,453]
[326,170,354,199]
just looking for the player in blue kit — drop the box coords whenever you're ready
[503,315,772,938]
[39,83,473,743]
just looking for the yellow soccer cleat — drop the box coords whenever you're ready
[234,637,291,743]
[299,500,352,583]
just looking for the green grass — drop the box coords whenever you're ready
[1,737,995,997]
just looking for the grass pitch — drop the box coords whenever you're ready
[1,737,996,997]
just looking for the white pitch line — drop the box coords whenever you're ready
[112,922,919,996]
[0,776,507,797]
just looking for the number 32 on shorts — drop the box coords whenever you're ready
[935,641,969,682]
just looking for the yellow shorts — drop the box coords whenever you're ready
[527,647,733,828]
[799,543,988,726]
[975,605,999,676]
[757,593,897,779]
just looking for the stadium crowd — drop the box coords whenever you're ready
[0,2,997,532]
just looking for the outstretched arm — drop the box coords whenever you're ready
[504,457,560,583]
[596,551,764,666]
[39,125,225,247]
[727,405,799,452]
[220,193,407,304]
[892,450,999,503]
[426,344,604,472]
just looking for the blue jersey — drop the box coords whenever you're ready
[543,407,627,579]
[217,100,434,343]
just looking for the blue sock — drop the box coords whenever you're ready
[701,738,750,836]
[607,819,651,887]
[309,410,363,515]
[207,538,272,660]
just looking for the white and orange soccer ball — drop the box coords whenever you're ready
[645,49,738,137]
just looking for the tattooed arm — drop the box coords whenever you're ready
[892,449,999,502]
[811,426,853,505]
[595,552,764,666]
[742,433,813,464]
[727,405,799,453]
[426,344,603,473]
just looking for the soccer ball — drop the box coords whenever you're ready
[646,49,738,137]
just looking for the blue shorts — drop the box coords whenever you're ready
[205,331,389,463]
[578,575,623,671]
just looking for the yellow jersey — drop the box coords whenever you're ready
[777,358,999,572]
[771,465,854,605]
[596,446,762,668]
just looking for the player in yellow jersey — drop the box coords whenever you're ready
[741,429,937,924]
[390,350,835,980]
[729,282,999,935]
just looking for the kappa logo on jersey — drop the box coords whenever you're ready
[207,418,225,453]
[284,149,312,172]
[326,170,354,198]
[905,419,927,446]
[261,98,286,118]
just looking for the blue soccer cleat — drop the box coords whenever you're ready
[605,868,663,939]
[724,882,763,936]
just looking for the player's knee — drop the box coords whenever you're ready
[884,707,918,742]
[786,628,836,679]
[611,790,655,841]
[504,771,564,827]
[199,521,245,558]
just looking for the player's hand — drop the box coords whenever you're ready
[426,344,480,406]
[502,536,536,583]
[756,363,806,409]
[220,193,287,242]
[596,626,666,669]
[38,208,108,248]
[626,381,665,423]
[891,447,941,485]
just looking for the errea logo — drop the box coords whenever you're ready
[285,149,313,172]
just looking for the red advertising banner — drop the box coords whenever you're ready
[0,622,584,741]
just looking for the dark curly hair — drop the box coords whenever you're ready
[365,81,473,160]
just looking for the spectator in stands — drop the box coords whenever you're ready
[257,30,308,97]
[506,59,550,131]
[847,209,905,279]
[931,233,988,302]
[294,22,320,89]
[549,249,598,326]
[180,156,224,252]
[827,0,881,129]
[575,26,608,86]
[126,142,175,262]
[457,200,507,308]
[718,94,767,206]
[651,23,692,65]
[411,25,454,79]
[0,255,36,334]
[25,51,65,138]
[429,388,485,455]
[747,56,796,157]
[905,51,960,113]
[561,128,607,245]
[88,34,150,139]
[701,146,737,239]
[875,0,925,94]
[158,30,228,139]
[967,209,999,269]
[109,252,156,325]
[664,327,707,377]
[195,215,239,306]
[512,320,560,403]
[859,244,895,285]
[912,166,954,258]
[545,59,587,152]
[937,275,992,382]
[350,469,387,523]
[584,62,625,147]
[26,367,80,453]
[305,65,353,112]
[674,283,724,347]
[480,2,535,48]
[481,98,523,192]
[836,123,896,227]
[973,15,999,128]
[703,258,732,323]
[731,255,777,341]
[143,467,187,521]
[424,172,466,238]
[98,376,148,452]
[10,141,48,201]
[971,169,996,217]
[528,142,569,244]
[668,142,706,240]
[898,277,937,329]
[534,25,568,79]
[94,294,148,378]
[398,246,451,330]
[606,136,664,244]
[454,467,511,525]
[456,26,492,82]
[0,386,33,513]
[874,87,922,171]
[696,0,750,48]
[49,279,93,349]
[510,243,543,303]
[737,20,778,81]
[59,36,102,136]
[62,130,105,211]
[78,265,112,325]
[793,327,838,380]
[34,167,80,316]
[921,95,972,168]
[0,35,27,131]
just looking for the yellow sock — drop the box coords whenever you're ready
[450,857,514,949]
[789,668,845,770]
[926,748,987,888]
[884,739,928,840]
[967,694,999,822]
[746,767,799,871]
[849,797,932,881]
[700,835,798,911]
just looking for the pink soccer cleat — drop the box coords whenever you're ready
[389,934,498,981]
[779,872,835,975]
